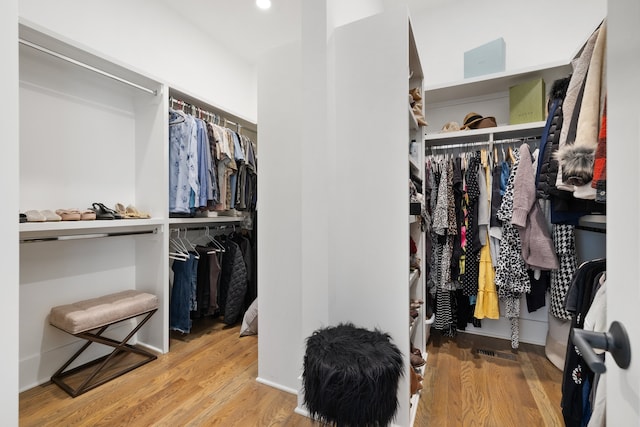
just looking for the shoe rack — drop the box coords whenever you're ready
[408,19,427,424]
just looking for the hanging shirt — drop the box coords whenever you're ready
[169,109,198,214]
[196,118,211,208]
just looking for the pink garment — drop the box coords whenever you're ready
[511,144,559,270]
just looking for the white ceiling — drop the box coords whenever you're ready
[159,0,442,64]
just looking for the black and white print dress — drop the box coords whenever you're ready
[494,148,531,349]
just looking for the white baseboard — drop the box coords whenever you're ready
[255,376,298,395]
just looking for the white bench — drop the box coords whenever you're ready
[49,290,158,397]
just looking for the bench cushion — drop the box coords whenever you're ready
[50,290,159,335]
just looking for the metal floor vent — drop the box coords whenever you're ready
[474,348,518,361]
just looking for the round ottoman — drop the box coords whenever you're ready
[302,323,403,426]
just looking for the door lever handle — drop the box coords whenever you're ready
[571,321,631,374]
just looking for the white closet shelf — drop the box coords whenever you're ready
[425,121,546,146]
[19,218,164,241]
[425,61,573,104]
[578,214,606,230]
[409,351,427,426]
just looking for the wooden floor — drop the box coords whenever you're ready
[421,330,564,426]
[20,320,563,426]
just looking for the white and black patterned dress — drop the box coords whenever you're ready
[495,148,531,348]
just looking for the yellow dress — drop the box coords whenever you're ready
[474,162,500,320]
[474,234,500,319]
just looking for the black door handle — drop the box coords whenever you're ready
[571,321,631,374]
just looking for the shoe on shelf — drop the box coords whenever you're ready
[410,367,423,395]
[55,209,81,221]
[410,342,422,357]
[125,204,151,219]
[409,87,422,102]
[19,213,27,223]
[41,209,62,221]
[25,210,46,222]
[92,202,119,219]
[410,353,426,368]
[80,209,96,220]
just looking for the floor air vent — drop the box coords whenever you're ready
[474,348,517,361]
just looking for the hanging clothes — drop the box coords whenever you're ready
[474,159,499,320]
[495,148,530,349]
[218,235,249,325]
[169,108,199,215]
[560,258,606,427]
[169,102,257,216]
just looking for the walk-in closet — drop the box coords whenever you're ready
[6,0,640,426]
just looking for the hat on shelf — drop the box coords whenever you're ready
[460,112,497,130]
[440,121,461,132]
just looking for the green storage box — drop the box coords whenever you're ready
[509,78,546,124]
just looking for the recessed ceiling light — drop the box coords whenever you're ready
[256,0,271,10]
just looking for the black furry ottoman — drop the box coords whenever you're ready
[302,323,404,427]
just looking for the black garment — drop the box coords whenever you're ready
[218,237,249,325]
[537,77,570,200]
[490,163,503,228]
[451,157,464,281]
[561,258,606,427]
[462,154,481,296]
[526,269,549,313]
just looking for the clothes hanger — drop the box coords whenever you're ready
[178,228,200,259]
[169,108,186,126]
[508,146,516,164]
[205,226,226,253]
[169,229,189,261]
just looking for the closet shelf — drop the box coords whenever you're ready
[578,214,606,231]
[425,121,546,146]
[424,60,572,104]
[409,351,427,426]
[19,218,164,241]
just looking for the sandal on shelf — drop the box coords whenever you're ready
[92,203,120,220]
[114,203,133,218]
[125,204,150,219]
[55,209,81,221]
[25,210,46,222]
[80,209,96,221]
[41,209,62,222]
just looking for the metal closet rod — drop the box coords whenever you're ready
[20,228,158,244]
[170,96,243,132]
[19,38,158,96]
[169,223,242,232]
[427,137,540,151]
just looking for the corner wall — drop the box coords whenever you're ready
[0,0,19,422]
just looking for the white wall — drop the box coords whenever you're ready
[411,0,607,87]
[607,1,640,423]
[256,40,304,394]
[18,0,258,123]
[1,0,19,423]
